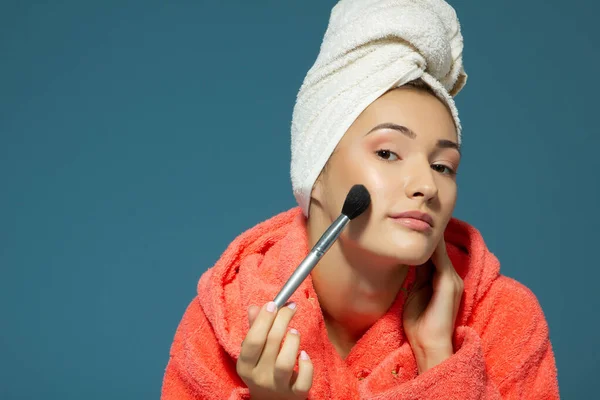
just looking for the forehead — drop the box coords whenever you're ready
[348,87,458,142]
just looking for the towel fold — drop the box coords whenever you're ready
[291,0,468,216]
[161,208,560,399]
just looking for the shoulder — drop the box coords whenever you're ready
[169,297,213,357]
[167,296,232,375]
[469,274,554,381]
[471,274,550,337]
[478,275,548,322]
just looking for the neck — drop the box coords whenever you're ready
[307,210,409,357]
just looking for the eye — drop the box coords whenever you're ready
[431,163,456,176]
[375,149,399,161]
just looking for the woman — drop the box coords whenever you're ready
[161,0,559,398]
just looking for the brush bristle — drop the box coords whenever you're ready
[341,184,371,220]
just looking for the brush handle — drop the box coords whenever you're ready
[273,214,349,308]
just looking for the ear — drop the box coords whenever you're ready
[312,158,332,205]
[311,173,325,204]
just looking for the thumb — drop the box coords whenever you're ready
[247,305,260,327]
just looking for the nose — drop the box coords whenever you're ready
[403,157,438,203]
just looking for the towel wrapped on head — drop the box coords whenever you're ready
[290,0,468,216]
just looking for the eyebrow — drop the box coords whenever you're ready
[365,122,461,154]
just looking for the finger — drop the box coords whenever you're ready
[429,271,457,317]
[452,286,464,323]
[430,238,460,298]
[405,263,433,315]
[257,302,297,366]
[238,302,279,368]
[429,267,463,328]
[413,262,434,291]
[273,328,301,390]
[431,237,453,274]
[451,276,464,322]
[291,351,313,399]
[248,305,260,328]
[404,283,433,322]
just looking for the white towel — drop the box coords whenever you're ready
[290,0,467,216]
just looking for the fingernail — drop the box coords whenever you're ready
[266,302,277,313]
[287,302,297,310]
[289,328,299,335]
[300,350,309,360]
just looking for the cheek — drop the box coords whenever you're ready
[353,161,404,223]
[322,155,374,216]
[436,180,457,225]
[347,146,398,194]
[439,180,457,208]
[333,148,388,197]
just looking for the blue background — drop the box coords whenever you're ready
[1,0,597,398]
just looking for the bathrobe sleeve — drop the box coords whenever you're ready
[361,276,560,399]
[161,298,251,400]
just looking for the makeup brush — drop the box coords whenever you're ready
[273,184,371,308]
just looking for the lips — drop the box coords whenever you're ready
[390,210,434,231]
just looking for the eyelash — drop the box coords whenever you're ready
[375,149,457,176]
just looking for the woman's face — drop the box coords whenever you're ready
[310,86,461,266]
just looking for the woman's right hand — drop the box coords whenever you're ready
[236,301,314,400]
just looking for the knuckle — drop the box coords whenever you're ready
[252,373,273,389]
[274,359,294,375]
[440,281,454,292]
[243,337,263,351]
[284,330,300,345]
[266,329,285,345]
[235,362,250,380]
[237,351,254,364]
[453,277,464,290]
[292,387,310,399]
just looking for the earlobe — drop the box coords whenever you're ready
[312,182,322,203]
[311,172,326,203]
[308,176,328,217]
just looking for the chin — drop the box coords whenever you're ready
[344,218,442,266]
[369,230,436,266]
[395,253,432,267]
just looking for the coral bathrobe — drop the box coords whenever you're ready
[161,208,559,399]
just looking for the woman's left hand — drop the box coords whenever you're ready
[402,236,464,374]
